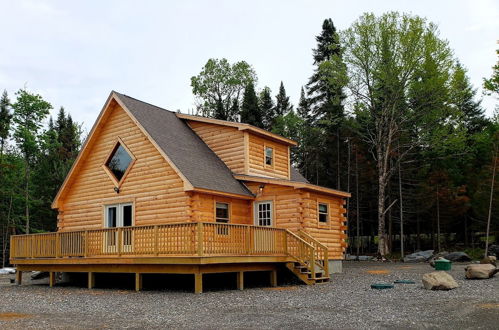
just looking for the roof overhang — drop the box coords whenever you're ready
[234,174,351,198]
[176,113,298,146]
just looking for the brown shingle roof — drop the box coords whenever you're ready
[114,92,254,197]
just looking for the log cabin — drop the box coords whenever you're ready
[10,91,350,293]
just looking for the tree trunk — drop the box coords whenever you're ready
[355,149,360,258]
[377,178,388,257]
[2,193,13,268]
[25,159,30,234]
[485,149,497,257]
[398,157,404,258]
[337,128,341,190]
[436,185,440,252]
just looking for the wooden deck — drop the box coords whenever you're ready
[10,222,330,292]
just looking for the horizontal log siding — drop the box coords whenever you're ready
[58,103,189,231]
[187,121,245,173]
[245,182,346,259]
[190,193,252,225]
[300,191,347,259]
[248,134,289,179]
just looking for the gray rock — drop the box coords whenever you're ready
[444,252,471,262]
[465,264,498,279]
[422,271,459,290]
[403,250,434,263]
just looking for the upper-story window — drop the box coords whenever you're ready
[318,203,329,223]
[265,146,273,166]
[105,142,133,182]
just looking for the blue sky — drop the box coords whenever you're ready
[1,0,497,132]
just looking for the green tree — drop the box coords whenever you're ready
[0,90,11,158]
[259,87,275,130]
[240,82,263,128]
[483,48,499,97]
[274,82,293,116]
[450,63,488,134]
[341,12,454,257]
[191,58,257,121]
[12,89,52,233]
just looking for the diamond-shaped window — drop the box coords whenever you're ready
[105,143,133,182]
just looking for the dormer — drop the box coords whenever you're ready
[176,114,297,180]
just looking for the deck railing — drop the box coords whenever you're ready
[10,223,318,267]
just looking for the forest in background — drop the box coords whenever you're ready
[0,12,497,265]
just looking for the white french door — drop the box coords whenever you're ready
[104,203,133,252]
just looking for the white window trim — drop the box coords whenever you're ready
[105,203,134,228]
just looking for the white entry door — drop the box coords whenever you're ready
[104,203,133,252]
[254,201,274,252]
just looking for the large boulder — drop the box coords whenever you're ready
[444,252,471,262]
[422,271,459,290]
[480,256,497,267]
[465,264,498,279]
[403,250,434,263]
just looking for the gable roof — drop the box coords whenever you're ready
[52,92,253,208]
[176,113,298,146]
[290,166,309,183]
[113,92,253,198]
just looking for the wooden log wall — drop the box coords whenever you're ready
[247,134,289,179]
[57,102,190,231]
[186,121,245,173]
[189,193,252,225]
[245,182,347,259]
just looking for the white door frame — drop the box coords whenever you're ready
[104,203,134,252]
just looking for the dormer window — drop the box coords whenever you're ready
[265,146,273,166]
[103,139,135,187]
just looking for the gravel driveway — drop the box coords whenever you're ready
[0,262,497,329]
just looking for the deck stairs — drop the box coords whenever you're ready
[285,230,330,285]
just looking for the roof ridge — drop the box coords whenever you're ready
[113,91,175,114]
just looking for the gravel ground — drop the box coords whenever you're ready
[0,261,498,329]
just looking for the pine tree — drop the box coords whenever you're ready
[0,90,11,157]
[296,87,311,122]
[259,87,275,130]
[240,82,263,128]
[305,18,347,189]
[274,82,292,116]
[450,63,488,134]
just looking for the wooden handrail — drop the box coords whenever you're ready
[10,222,309,260]
[298,230,329,276]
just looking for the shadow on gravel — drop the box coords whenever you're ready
[48,265,302,293]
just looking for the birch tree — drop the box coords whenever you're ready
[341,12,453,257]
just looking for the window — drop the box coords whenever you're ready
[265,146,273,166]
[215,202,230,235]
[215,202,230,223]
[255,201,273,226]
[318,203,329,223]
[105,143,133,182]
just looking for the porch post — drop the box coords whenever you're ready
[49,272,56,287]
[236,271,244,290]
[16,270,22,285]
[270,269,277,287]
[135,273,143,292]
[194,273,203,294]
[88,272,95,289]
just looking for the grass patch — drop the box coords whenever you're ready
[464,248,485,260]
